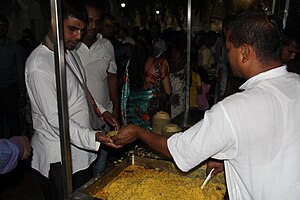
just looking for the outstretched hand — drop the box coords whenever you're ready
[95,132,122,149]
[111,124,139,147]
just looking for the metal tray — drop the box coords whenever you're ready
[71,155,225,200]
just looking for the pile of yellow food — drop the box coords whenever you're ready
[93,165,225,200]
[107,130,118,137]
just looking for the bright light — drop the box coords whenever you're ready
[121,3,126,8]
[156,10,160,15]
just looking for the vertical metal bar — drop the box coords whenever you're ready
[49,0,73,199]
[183,0,192,127]
[282,0,290,29]
[272,0,277,15]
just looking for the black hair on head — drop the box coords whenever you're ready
[62,0,87,23]
[227,10,281,64]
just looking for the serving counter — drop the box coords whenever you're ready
[71,154,226,200]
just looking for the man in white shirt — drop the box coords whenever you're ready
[25,1,118,199]
[76,1,119,176]
[112,11,300,200]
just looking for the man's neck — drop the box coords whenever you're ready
[43,33,54,51]
[82,37,97,48]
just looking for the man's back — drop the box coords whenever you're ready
[221,67,300,199]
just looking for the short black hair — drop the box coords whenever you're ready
[84,0,102,11]
[227,10,281,64]
[62,0,87,22]
[0,13,9,26]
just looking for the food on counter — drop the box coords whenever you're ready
[107,130,118,137]
[93,165,226,200]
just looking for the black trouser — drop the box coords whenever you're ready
[0,83,21,138]
[39,162,93,200]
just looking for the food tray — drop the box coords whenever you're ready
[71,155,225,200]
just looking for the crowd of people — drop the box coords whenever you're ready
[1,0,300,199]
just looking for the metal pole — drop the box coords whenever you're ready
[183,0,192,127]
[272,0,277,15]
[49,0,73,199]
[282,0,290,29]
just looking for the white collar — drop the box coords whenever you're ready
[240,65,288,90]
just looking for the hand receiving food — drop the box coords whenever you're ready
[96,131,122,148]
[111,124,139,147]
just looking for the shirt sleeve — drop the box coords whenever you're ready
[27,66,99,151]
[106,41,117,74]
[0,138,22,174]
[167,103,237,172]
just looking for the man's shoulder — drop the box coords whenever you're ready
[96,37,113,47]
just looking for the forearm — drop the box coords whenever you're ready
[107,73,120,116]
[135,126,172,158]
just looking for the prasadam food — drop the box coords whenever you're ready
[107,130,118,137]
[93,165,225,200]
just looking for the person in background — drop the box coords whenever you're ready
[17,28,37,58]
[281,24,300,73]
[121,28,172,131]
[112,10,300,200]
[0,14,27,139]
[116,27,136,46]
[99,13,120,48]
[189,66,202,110]
[164,29,187,118]
[149,21,167,58]
[25,1,118,199]
[0,136,31,174]
[76,0,119,176]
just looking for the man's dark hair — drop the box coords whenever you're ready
[62,0,87,22]
[0,13,9,26]
[227,10,281,64]
[84,0,102,11]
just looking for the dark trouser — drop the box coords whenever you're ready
[0,83,21,138]
[39,162,93,200]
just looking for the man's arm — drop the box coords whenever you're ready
[0,136,31,174]
[107,72,120,120]
[112,124,172,158]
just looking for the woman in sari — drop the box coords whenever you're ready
[121,28,172,130]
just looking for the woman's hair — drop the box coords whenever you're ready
[227,10,281,64]
[128,28,152,90]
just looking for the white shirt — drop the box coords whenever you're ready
[76,34,117,113]
[25,44,100,178]
[168,66,300,200]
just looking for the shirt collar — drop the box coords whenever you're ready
[76,33,103,50]
[96,33,103,40]
[240,65,288,90]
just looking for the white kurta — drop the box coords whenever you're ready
[168,66,300,200]
[76,34,117,113]
[25,44,100,178]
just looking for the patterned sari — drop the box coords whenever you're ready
[121,58,170,130]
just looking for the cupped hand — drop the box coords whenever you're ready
[111,124,139,146]
[95,131,122,149]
